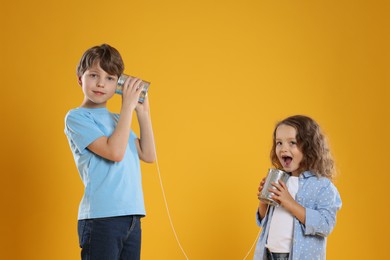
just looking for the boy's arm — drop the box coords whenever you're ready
[88,78,143,162]
[87,108,133,162]
[134,97,156,163]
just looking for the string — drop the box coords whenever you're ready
[147,98,265,259]
[148,100,189,259]
[242,204,269,260]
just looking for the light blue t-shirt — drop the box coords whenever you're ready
[254,171,342,260]
[64,107,145,220]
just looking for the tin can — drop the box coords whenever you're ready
[259,169,290,206]
[116,74,151,104]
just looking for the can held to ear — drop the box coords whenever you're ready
[259,169,290,206]
[116,74,151,104]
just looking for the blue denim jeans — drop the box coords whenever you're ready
[266,248,289,260]
[78,215,142,260]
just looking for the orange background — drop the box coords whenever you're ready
[1,0,389,259]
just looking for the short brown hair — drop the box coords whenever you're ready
[76,44,124,78]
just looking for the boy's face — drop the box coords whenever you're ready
[275,124,303,176]
[79,62,118,108]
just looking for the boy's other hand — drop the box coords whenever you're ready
[135,92,150,115]
[121,76,143,111]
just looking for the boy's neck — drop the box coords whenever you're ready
[80,100,107,109]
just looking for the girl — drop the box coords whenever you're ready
[254,115,342,260]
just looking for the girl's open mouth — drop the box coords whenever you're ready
[282,155,292,166]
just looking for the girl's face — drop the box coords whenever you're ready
[275,124,303,177]
[79,62,118,108]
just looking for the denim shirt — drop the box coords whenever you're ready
[254,171,342,260]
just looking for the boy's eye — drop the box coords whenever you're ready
[107,76,116,81]
[89,73,97,78]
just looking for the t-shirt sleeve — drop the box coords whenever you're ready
[65,110,105,154]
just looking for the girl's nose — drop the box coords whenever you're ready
[280,143,288,152]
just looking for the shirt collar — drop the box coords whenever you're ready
[301,171,315,178]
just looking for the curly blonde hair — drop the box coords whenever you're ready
[270,115,336,180]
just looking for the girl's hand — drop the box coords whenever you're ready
[121,77,143,111]
[269,180,295,208]
[257,177,266,197]
[270,180,307,224]
[257,177,268,219]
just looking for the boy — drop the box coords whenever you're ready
[64,44,155,260]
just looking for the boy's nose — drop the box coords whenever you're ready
[97,80,105,87]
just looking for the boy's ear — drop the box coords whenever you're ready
[78,76,82,86]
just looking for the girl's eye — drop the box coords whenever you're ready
[276,141,282,146]
[290,141,297,145]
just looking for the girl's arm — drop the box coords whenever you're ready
[258,202,269,220]
[271,180,306,224]
[134,97,156,163]
[282,196,306,224]
[257,177,269,219]
[303,182,342,237]
[272,180,342,237]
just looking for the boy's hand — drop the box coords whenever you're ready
[135,89,150,115]
[121,77,143,111]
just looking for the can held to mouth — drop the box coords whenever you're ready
[259,169,290,206]
[116,74,151,104]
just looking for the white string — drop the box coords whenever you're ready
[242,229,261,260]
[148,101,189,259]
[147,99,266,260]
[242,204,269,260]
[155,155,190,259]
